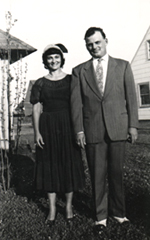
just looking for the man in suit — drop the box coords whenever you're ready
[70,27,138,236]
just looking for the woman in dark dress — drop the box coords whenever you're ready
[30,44,84,225]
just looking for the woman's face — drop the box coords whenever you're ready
[46,54,62,70]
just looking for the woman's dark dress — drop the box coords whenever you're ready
[30,75,84,192]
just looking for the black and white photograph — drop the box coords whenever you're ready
[0,0,150,239]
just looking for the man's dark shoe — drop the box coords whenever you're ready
[94,224,109,239]
[121,220,130,227]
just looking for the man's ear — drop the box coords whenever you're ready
[105,38,108,44]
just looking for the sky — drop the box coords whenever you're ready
[0,0,150,83]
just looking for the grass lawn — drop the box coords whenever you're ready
[1,125,150,239]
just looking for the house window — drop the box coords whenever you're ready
[147,40,150,60]
[138,82,150,107]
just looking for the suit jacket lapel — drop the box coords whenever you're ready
[83,56,117,100]
[83,60,102,99]
[104,56,117,98]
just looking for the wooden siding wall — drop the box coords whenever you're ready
[24,80,35,116]
[131,28,150,120]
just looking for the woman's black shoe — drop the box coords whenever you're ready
[66,216,74,227]
[45,218,55,226]
[45,210,57,226]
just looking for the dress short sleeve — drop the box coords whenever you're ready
[30,78,43,105]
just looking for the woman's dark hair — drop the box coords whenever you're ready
[84,27,106,40]
[42,48,65,69]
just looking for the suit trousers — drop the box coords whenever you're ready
[86,137,126,221]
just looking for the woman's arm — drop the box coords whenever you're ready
[32,102,44,149]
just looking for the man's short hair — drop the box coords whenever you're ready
[84,27,106,40]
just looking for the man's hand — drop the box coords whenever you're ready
[127,127,138,144]
[76,132,86,149]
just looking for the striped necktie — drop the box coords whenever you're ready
[95,58,103,96]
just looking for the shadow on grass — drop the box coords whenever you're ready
[126,191,150,236]
[10,153,93,217]
[9,150,150,239]
[10,154,35,200]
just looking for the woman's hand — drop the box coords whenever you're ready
[35,132,44,149]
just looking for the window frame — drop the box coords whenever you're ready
[147,40,150,60]
[138,82,150,108]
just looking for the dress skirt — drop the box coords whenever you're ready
[35,109,84,193]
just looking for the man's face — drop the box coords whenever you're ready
[85,31,107,58]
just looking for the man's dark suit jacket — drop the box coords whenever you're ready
[71,56,138,143]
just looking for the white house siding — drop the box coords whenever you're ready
[138,108,150,120]
[24,80,35,116]
[0,60,9,149]
[131,26,150,120]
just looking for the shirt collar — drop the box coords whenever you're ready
[93,53,109,62]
